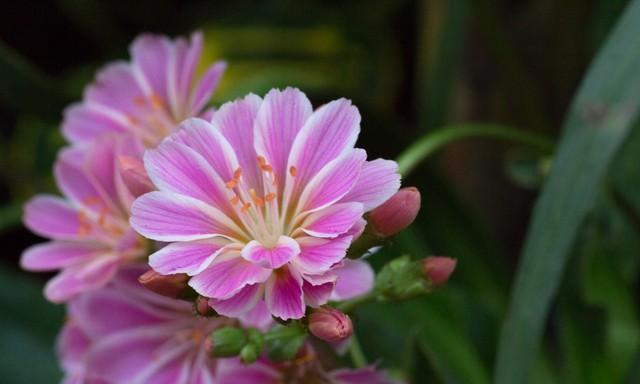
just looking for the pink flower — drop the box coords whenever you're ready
[62,31,226,149]
[130,88,400,320]
[57,267,273,384]
[21,139,146,302]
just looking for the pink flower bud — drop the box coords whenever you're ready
[138,269,189,298]
[118,155,154,197]
[308,307,353,343]
[368,187,421,237]
[422,256,457,288]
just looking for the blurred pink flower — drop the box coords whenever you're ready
[216,345,400,384]
[21,139,146,302]
[57,267,272,384]
[62,31,226,149]
[130,88,400,320]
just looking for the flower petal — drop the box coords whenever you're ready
[340,159,400,212]
[293,236,352,274]
[265,266,304,320]
[208,283,263,318]
[188,253,271,300]
[297,149,366,213]
[85,62,144,114]
[286,98,361,189]
[23,196,82,240]
[300,202,363,238]
[62,103,128,144]
[85,327,180,384]
[240,236,300,269]
[69,289,168,338]
[331,259,374,301]
[144,136,235,212]
[55,147,119,214]
[149,239,228,276]
[130,34,172,102]
[254,88,312,192]
[130,191,241,242]
[168,118,239,182]
[191,61,226,113]
[21,241,105,271]
[303,280,334,307]
[214,94,264,190]
[45,256,120,302]
[177,32,203,104]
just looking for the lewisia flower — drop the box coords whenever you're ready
[57,267,271,384]
[63,31,226,148]
[21,140,145,302]
[130,87,400,319]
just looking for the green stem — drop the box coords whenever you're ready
[396,124,554,177]
[349,333,367,368]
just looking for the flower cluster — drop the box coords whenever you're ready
[21,31,450,383]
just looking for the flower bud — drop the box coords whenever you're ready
[423,256,457,289]
[308,307,353,343]
[195,295,212,316]
[212,327,248,357]
[240,343,261,364]
[138,270,189,298]
[118,155,154,197]
[368,187,421,237]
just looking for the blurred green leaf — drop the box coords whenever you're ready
[357,294,491,384]
[494,1,640,382]
[417,0,468,131]
[0,265,63,383]
[396,124,553,177]
[0,41,70,117]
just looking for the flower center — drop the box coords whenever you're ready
[223,156,298,247]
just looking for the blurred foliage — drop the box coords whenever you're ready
[1,0,640,383]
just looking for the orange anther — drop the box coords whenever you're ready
[254,197,264,207]
[289,166,297,177]
[233,168,243,180]
[241,203,251,213]
[260,164,273,172]
[133,96,146,107]
[257,156,267,165]
[265,193,276,202]
[229,196,240,205]
[149,93,164,109]
[225,180,237,189]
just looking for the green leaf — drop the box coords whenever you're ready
[494,1,640,382]
[396,124,553,177]
[0,265,63,383]
[356,295,491,384]
[0,41,70,117]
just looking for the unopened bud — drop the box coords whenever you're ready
[138,270,188,298]
[212,327,248,357]
[118,155,154,197]
[369,187,421,237]
[240,343,261,364]
[195,295,212,316]
[423,256,457,289]
[308,307,353,343]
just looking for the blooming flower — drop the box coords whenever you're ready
[21,139,145,302]
[130,87,400,319]
[57,267,271,384]
[62,31,226,149]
